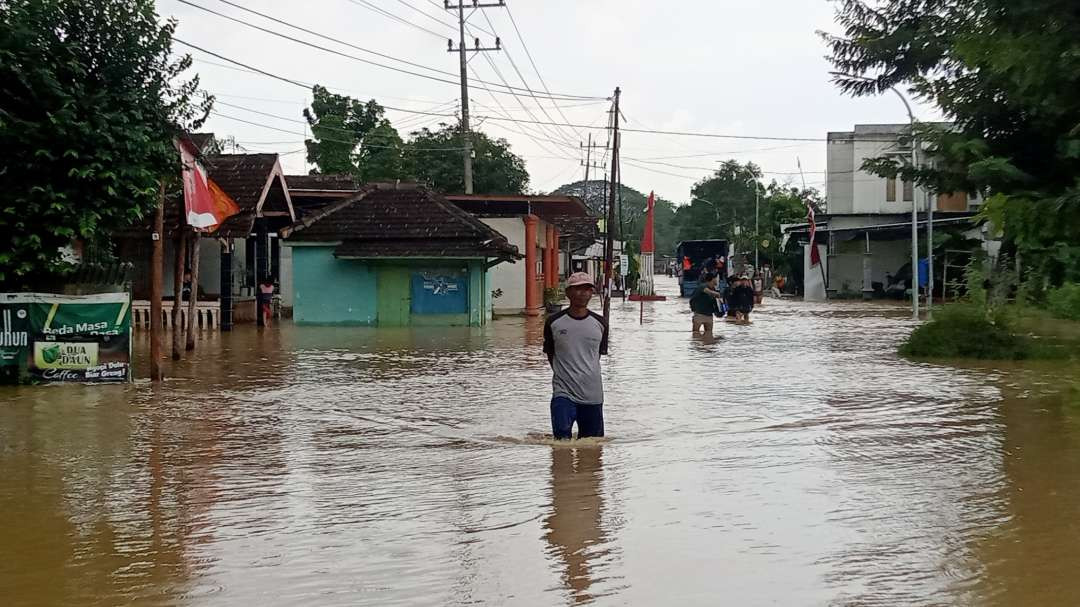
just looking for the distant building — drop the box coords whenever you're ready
[784,123,986,300]
[118,149,296,327]
[281,183,520,326]
[445,195,597,316]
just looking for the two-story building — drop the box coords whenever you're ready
[788,123,985,300]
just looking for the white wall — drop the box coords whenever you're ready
[481,218,527,314]
[804,244,829,302]
[829,126,928,216]
[826,137,855,214]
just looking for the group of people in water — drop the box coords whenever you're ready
[689,256,756,335]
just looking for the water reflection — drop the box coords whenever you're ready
[3,278,1080,606]
[543,446,608,604]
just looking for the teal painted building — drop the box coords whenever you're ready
[282,184,519,326]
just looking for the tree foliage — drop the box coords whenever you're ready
[403,122,529,195]
[552,180,679,256]
[0,0,208,286]
[302,90,530,195]
[303,85,388,179]
[823,0,1080,287]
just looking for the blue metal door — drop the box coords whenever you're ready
[410,269,468,315]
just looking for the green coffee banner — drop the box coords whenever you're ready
[0,293,131,384]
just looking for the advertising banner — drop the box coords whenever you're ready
[0,293,131,384]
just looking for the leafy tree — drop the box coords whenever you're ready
[674,161,763,244]
[403,122,529,194]
[552,181,680,255]
[358,120,405,182]
[822,0,1080,287]
[303,85,391,178]
[0,0,208,286]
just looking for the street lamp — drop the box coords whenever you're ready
[833,73,920,321]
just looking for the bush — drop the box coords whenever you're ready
[1047,283,1080,321]
[900,304,1029,359]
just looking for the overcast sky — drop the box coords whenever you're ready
[160,0,939,203]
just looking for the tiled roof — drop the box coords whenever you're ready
[286,174,359,192]
[188,133,216,153]
[334,239,511,259]
[113,153,285,239]
[206,154,280,213]
[283,183,520,260]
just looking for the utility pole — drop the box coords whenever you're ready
[445,0,504,194]
[603,87,620,323]
[580,134,605,208]
[754,182,760,271]
[926,167,935,319]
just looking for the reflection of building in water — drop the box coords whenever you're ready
[543,447,608,604]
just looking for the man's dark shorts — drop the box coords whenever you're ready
[550,396,604,440]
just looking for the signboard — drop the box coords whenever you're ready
[619,254,629,276]
[0,293,131,384]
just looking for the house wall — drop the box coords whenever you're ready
[291,246,377,325]
[804,244,829,302]
[828,238,914,294]
[288,245,490,326]
[829,125,984,217]
[827,136,856,214]
[481,218,527,314]
[279,244,294,308]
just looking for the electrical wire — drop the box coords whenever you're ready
[209,110,468,151]
[343,0,447,38]
[180,40,887,144]
[474,11,580,148]
[503,4,586,144]
[180,0,603,101]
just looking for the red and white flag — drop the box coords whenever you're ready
[807,201,821,267]
[175,138,239,231]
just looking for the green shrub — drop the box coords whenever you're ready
[1048,283,1080,321]
[900,304,1029,359]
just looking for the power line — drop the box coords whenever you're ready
[344,0,446,38]
[474,10,580,148]
[178,0,602,101]
[180,40,887,144]
[209,110,469,151]
[393,0,458,32]
[503,4,586,144]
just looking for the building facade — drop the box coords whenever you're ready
[796,123,985,299]
[445,195,596,316]
[282,184,520,326]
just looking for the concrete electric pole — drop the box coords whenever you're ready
[603,87,621,323]
[445,0,504,194]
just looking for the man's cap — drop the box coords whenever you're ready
[566,272,594,288]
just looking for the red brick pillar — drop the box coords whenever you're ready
[544,224,555,289]
[524,215,541,315]
[552,228,561,286]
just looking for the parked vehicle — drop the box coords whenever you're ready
[676,240,730,297]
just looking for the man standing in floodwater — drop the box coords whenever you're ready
[543,272,609,440]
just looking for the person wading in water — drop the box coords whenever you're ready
[690,272,724,335]
[543,272,609,440]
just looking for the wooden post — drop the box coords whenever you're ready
[171,231,186,360]
[150,182,164,381]
[185,232,201,351]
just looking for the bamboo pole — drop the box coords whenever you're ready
[171,230,186,360]
[185,232,201,351]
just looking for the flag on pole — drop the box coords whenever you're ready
[807,201,821,267]
[175,138,239,231]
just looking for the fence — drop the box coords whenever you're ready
[131,300,221,330]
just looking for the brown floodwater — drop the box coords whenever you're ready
[2,277,1079,606]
